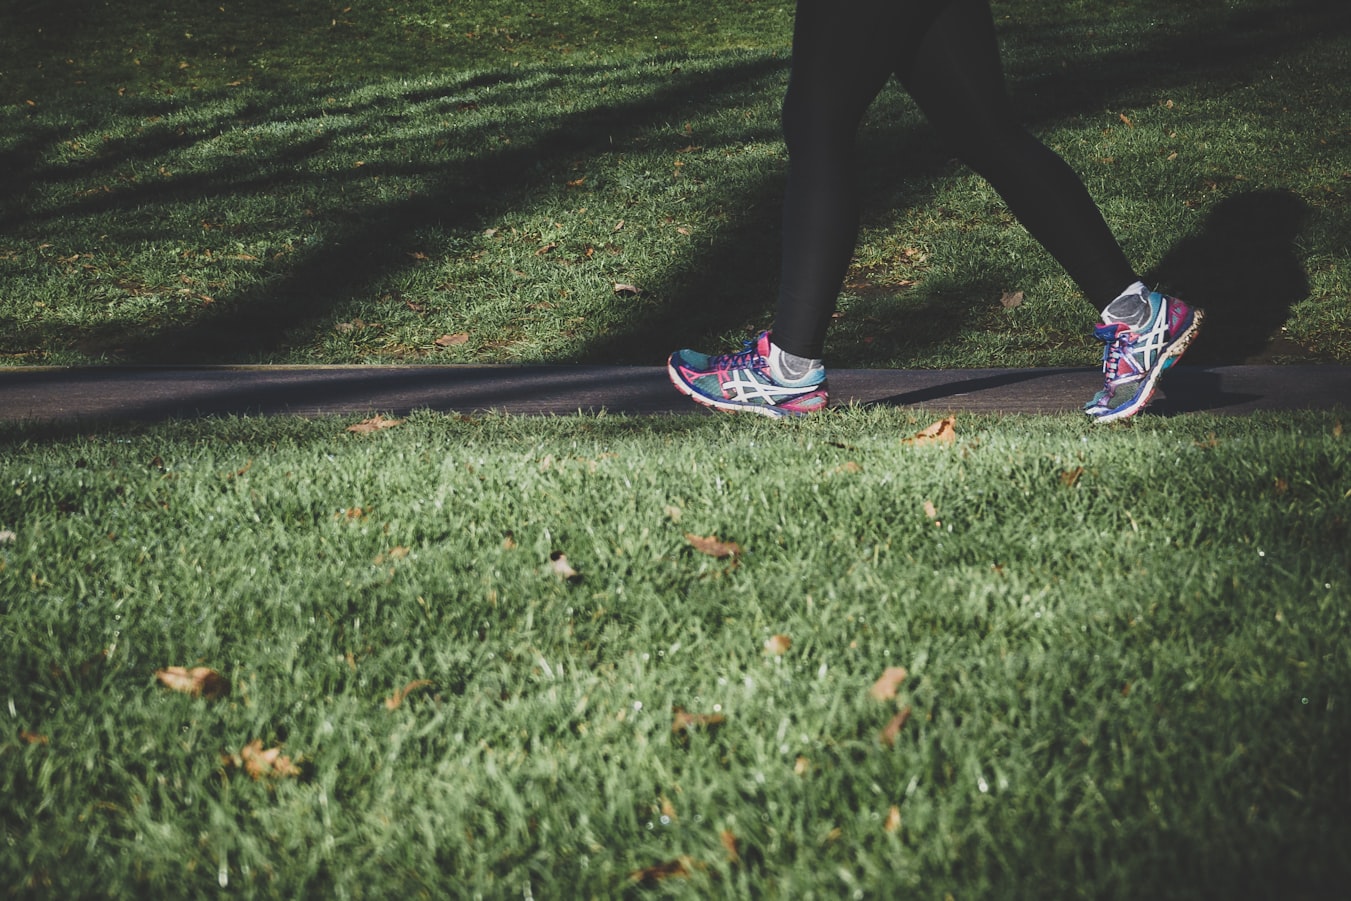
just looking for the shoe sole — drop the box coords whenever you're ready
[1091,309,1204,424]
[666,360,815,419]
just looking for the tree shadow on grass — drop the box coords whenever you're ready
[1,0,1346,368]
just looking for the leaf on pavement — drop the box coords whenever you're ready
[156,666,231,700]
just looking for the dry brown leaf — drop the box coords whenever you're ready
[435,332,470,347]
[385,679,434,710]
[535,242,558,256]
[794,756,811,776]
[155,666,231,700]
[685,533,741,559]
[763,634,792,656]
[999,290,1024,309]
[19,729,48,745]
[629,857,695,885]
[613,282,641,296]
[1060,466,1085,488]
[672,706,726,734]
[884,805,902,833]
[923,500,938,521]
[721,829,740,863]
[236,739,301,780]
[879,705,913,747]
[869,666,909,702]
[904,416,956,446]
[347,415,404,434]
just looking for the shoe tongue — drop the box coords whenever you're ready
[1093,322,1129,341]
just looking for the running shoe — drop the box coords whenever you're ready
[1084,291,1203,423]
[668,331,828,418]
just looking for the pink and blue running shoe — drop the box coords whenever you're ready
[668,331,828,418]
[1085,291,1203,423]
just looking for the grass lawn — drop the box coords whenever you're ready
[1,409,1349,897]
[1,0,1348,367]
[2,1,1350,897]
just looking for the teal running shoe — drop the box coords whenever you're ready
[668,331,828,418]
[1085,291,1203,423]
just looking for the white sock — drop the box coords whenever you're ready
[769,341,824,384]
[1101,281,1153,328]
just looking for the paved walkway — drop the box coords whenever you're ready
[1,364,1346,424]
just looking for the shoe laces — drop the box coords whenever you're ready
[711,338,765,372]
[1100,325,1136,383]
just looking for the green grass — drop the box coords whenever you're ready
[2,409,1349,897]
[2,0,1348,367]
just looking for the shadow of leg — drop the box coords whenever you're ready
[1149,188,1311,365]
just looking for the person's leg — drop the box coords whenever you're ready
[897,0,1139,310]
[771,0,933,361]
[898,0,1201,422]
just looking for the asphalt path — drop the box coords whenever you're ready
[0,364,1346,424]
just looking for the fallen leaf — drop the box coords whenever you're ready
[685,533,741,559]
[763,634,792,656]
[346,415,404,434]
[879,705,913,747]
[999,290,1024,309]
[535,242,558,255]
[0,529,15,544]
[1059,466,1085,487]
[835,460,862,474]
[374,546,411,564]
[884,805,902,833]
[794,756,811,776]
[629,857,694,885]
[550,551,581,582]
[904,417,956,446]
[235,739,302,780]
[672,706,726,734]
[612,282,641,296]
[156,666,231,700]
[721,829,740,863]
[19,729,48,745]
[435,332,469,347]
[923,500,938,521]
[1119,112,1134,128]
[385,679,434,710]
[869,666,909,702]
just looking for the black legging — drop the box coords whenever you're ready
[774,0,1138,359]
